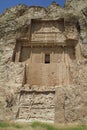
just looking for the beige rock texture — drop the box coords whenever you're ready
[0,0,87,123]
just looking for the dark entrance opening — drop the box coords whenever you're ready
[45,54,50,64]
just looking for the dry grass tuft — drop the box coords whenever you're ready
[0,121,87,130]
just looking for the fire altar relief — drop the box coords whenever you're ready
[31,20,65,43]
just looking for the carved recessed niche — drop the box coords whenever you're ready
[12,19,80,86]
[13,19,82,121]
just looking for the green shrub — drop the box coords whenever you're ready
[31,122,87,130]
[0,122,10,128]
[0,121,86,130]
[31,122,59,130]
[0,122,22,129]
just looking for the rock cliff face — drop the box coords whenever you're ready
[0,0,87,123]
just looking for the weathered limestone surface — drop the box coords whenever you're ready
[55,85,87,123]
[55,61,87,123]
[0,0,87,123]
[65,0,87,57]
[17,90,55,122]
